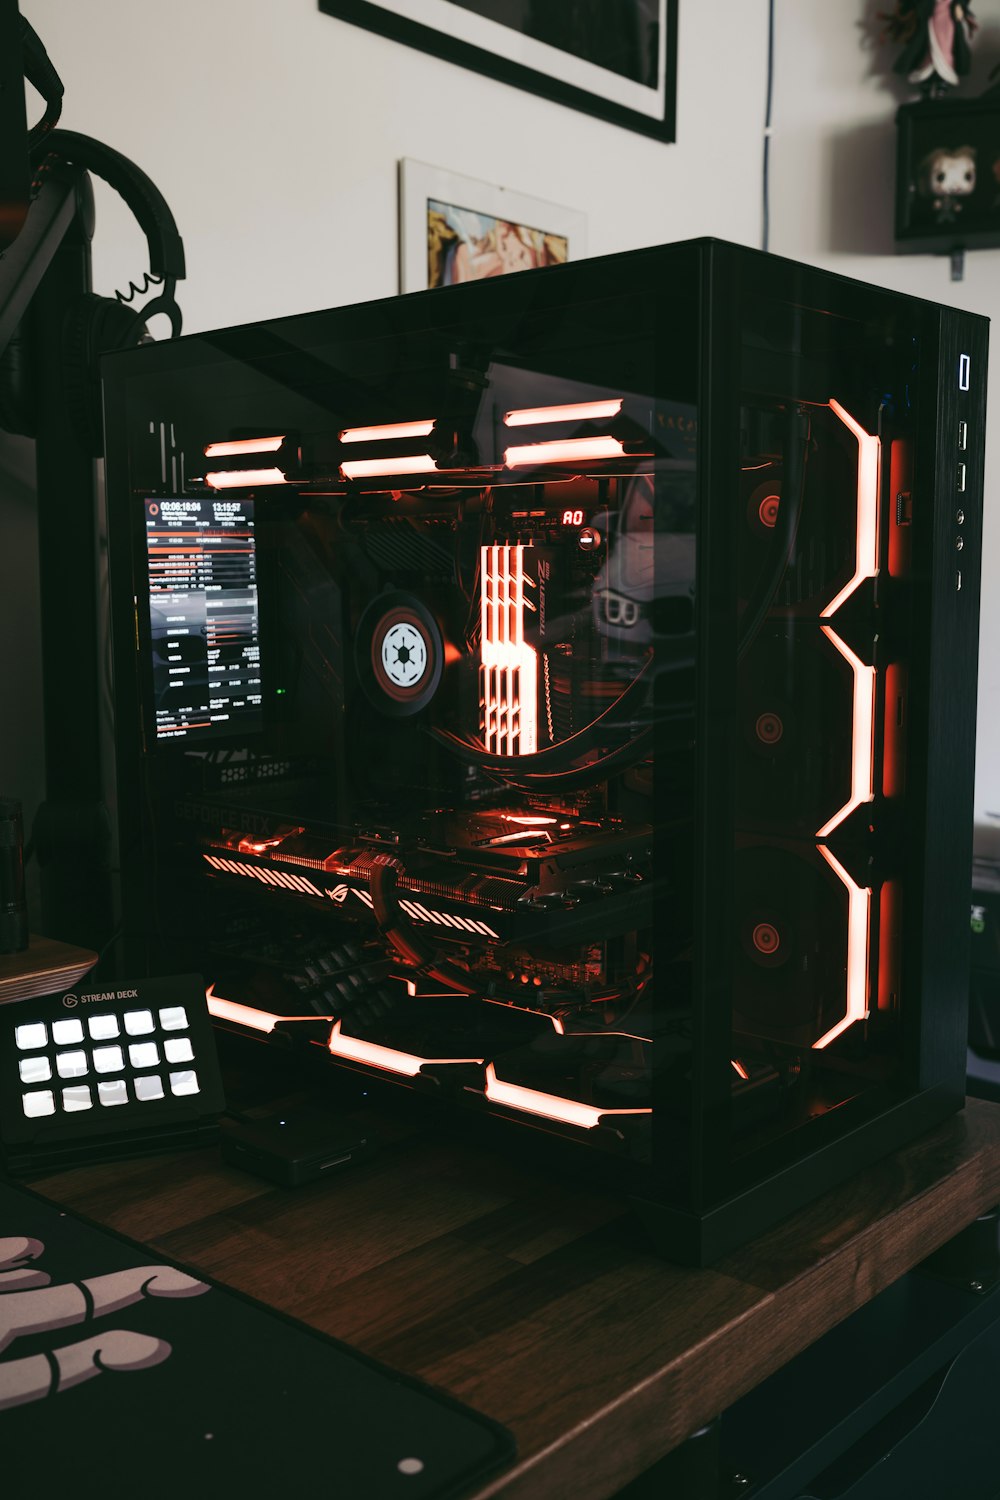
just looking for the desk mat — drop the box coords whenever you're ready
[0,1179,514,1498]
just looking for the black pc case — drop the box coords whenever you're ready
[102,239,987,1262]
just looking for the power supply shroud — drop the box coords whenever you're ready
[102,240,987,1262]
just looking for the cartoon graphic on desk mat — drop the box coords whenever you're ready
[0,1234,209,1410]
[0,1182,514,1499]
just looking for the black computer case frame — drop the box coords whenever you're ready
[102,240,988,1262]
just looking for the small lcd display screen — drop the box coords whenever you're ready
[145,496,262,742]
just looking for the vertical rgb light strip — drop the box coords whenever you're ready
[812,399,881,1049]
[821,399,880,620]
[813,847,872,1050]
[816,628,876,840]
[480,544,538,755]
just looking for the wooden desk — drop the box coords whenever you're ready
[28,1086,1000,1500]
[0,935,96,1004]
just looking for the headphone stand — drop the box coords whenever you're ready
[0,4,113,952]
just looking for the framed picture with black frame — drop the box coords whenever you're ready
[318,1,678,143]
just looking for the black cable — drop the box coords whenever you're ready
[368,854,478,996]
[115,270,163,307]
[762,0,776,252]
[431,656,652,773]
[493,726,655,792]
[20,17,64,149]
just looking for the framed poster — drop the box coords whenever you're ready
[320,0,677,143]
[399,159,586,293]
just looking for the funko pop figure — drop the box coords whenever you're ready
[883,1,976,97]
[917,144,976,221]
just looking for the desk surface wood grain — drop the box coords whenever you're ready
[28,1078,1000,1500]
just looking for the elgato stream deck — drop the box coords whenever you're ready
[0,974,224,1172]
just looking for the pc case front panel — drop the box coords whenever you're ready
[691,245,984,1222]
[105,246,702,1209]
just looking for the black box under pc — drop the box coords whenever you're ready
[101,239,987,1262]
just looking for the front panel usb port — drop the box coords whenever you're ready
[958,420,968,450]
[958,463,967,492]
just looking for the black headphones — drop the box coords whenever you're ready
[0,19,186,455]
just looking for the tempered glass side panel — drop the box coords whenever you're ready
[701,249,934,1199]
[104,247,701,1202]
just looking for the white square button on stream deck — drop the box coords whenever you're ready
[88,1014,120,1040]
[15,1023,47,1051]
[93,1046,125,1074]
[22,1090,56,1118]
[98,1080,128,1107]
[56,1051,88,1079]
[62,1085,93,1112]
[129,1042,160,1069]
[124,1010,155,1036]
[52,1018,84,1046]
[19,1056,51,1084]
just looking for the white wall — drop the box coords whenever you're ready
[767,2,1000,823]
[19,0,770,330]
[6,0,1000,822]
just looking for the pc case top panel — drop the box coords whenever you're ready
[696,246,977,1203]
[103,245,703,1202]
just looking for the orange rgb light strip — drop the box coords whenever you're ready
[205,985,327,1032]
[822,399,881,619]
[815,400,879,838]
[816,626,876,839]
[328,1020,483,1077]
[204,436,284,458]
[480,544,538,755]
[813,847,871,1049]
[340,454,439,480]
[504,436,627,469]
[503,398,623,428]
[205,466,286,489]
[484,1064,651,1129]
[340,419,435,443]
